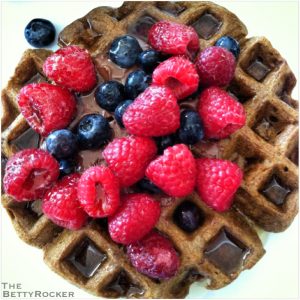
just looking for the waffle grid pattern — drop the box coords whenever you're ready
[1,1,298,298]
[43,193,264,298]
[223,36,298,232]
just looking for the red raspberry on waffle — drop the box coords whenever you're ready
[43,45,97,92]
[146,144,196,197]
[152,56,199,100]
[148,20,199,57]
[3,148,59,201]
[127,231,180,279]
[78,166,120,218]
[196,158,243,212]
[17,82,76,137]
[108,193,161,245]
[123,86,180,137]
[103,136,157,187]
[42,173,88,230]
[196,46,236,87]
[198,86,246,139]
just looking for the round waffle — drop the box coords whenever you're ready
[1,1,298,299]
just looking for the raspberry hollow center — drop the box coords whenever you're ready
[23,169,49,192]
[165,77,182,90]
[29,99,43,127]
[95,183,105,203]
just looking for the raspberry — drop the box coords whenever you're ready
[43,45,97,92]
[103,136,157,187]
[127,231,180,279]
[146,144,196,197]
[196,46,236,87]
[78,166,120,218]
[196,158,243,212]
[198,86,246,139]
[148,21,199,57]
[123,86,180,137]
[108,194,161,245]
[18,83,76,137]
[42,173,88,230]
[152,56,199,100]
[3,149,59,201]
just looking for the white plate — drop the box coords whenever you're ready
[1,1,299,299]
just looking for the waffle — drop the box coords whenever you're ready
[1,1,298,298]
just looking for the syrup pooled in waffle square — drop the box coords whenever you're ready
[1,1,298,299]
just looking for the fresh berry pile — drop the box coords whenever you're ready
[4,20,246,280]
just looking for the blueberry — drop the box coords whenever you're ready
[137,49,160,73]
[155,135,177,154]
[137,178,162,194]
[114,100,133,127]
[24,18,56,48]
[178,110,204,145]
[215,36,240,58]
[77,114,112,149]
[125,69,151,99]
[173,201,205,233]
[95,81,125,112]
[59,159,76,176]
[46,129,78,159]
[109,35,142,68]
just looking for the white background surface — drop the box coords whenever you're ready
[1,1,299,299]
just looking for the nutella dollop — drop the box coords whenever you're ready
[73,55,130,171]
[94,54,136,84]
